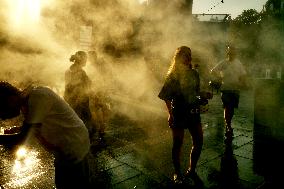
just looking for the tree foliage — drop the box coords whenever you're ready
[233,9,262,25]
[228,0,284,70]
[227,9,264,66]
[263,0,284,20]
[265,0,282,12]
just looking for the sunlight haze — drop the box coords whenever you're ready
[192,0,268,18]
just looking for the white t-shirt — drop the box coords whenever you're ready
[25,86,90,162]
[212,58,246,90]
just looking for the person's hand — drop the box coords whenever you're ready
[200,91,213,100]
[168,114,174,127]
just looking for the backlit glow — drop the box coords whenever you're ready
[13,147,39,177]
[16,147,27,160]
[8,0,42,28]
[138,0,148,5]
[7,147,42,188]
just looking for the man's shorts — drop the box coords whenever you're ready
[221,90,240,108]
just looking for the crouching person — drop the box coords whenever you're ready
[0,81,92,189]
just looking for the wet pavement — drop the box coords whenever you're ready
[0,89,280,188]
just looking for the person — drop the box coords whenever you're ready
[210,45,247,141]
[158,46,211,185]
[87,50,112,144]
[0,81,91,189]
[64,51,96,139]
[89,92,111,147]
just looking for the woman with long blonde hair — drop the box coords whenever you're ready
[159,46,206,185]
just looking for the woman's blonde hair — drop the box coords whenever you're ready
[167,46,192,77]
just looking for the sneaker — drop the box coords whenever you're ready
[173,173,183,185]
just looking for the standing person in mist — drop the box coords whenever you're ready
[158,46,211,185]
[0,81,92,189]
[88,50,112,144]
[210,45,247,141]
[64,51,96,139]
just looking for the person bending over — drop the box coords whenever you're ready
[0,81,92,189]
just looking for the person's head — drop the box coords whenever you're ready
[0,81,22,120]
[69,51,87,67]
[226,45,237,61]
[168,46,192,76]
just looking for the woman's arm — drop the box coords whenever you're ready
[165,100,174,127]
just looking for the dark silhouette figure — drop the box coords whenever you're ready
[159,46,211,185]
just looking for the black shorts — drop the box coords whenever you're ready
[221,90,240,108]
[172,109,201,129]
